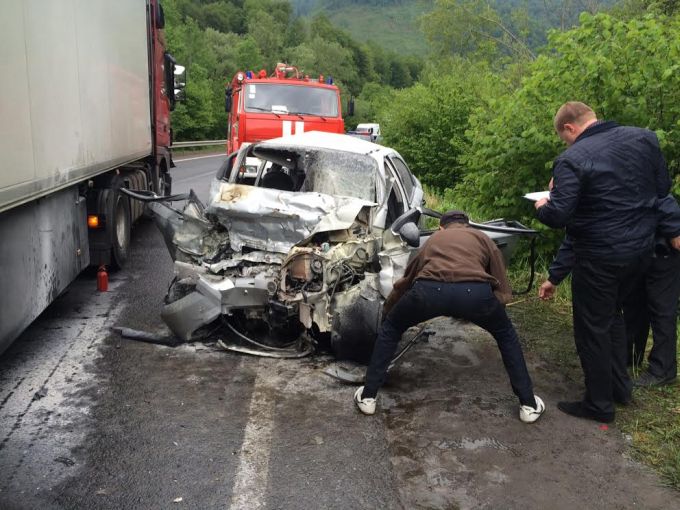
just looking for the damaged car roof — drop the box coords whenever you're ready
[252,130,384,155]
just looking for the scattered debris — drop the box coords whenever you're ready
[32,386,48,401]
[112,327,178,346]
[54,456,75,466]
[217,339,313,359]
[173,497,183,503]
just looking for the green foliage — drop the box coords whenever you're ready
[346,82,395,128]
[455,13,680,253]
[376,59,507,189]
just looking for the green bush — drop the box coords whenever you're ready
[377,60,507,189]
[454,13,680,254]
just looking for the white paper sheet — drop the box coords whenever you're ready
[523,190,550,202]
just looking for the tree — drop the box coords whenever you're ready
[421,0,537,61]
[247,10,285,63]
[455,13,680,254]
[377,60,506,189]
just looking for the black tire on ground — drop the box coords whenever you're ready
[109,189,131,269]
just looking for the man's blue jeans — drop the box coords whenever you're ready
[362,280,536,406]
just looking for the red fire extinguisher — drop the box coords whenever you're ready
[97,265,108,292]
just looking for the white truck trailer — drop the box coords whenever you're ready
[0,0,181,353]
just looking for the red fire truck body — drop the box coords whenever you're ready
[226,65,345,154]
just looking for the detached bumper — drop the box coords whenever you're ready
[161,273,277,341]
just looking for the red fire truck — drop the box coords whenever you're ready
[225,63,345,154]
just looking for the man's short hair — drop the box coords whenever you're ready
[554,102,597,132]
[440,210,469,227]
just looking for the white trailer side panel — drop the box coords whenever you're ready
[0,0,152,213]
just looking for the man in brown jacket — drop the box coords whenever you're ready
[354,210,544,423]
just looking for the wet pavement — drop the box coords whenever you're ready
[1,156,678,509]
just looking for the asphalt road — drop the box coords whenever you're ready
[1,155,678,509]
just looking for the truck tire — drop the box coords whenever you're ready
[109,188,131,269]
[158,169,172,196]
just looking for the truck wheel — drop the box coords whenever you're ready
[158,170,172,196]
[110,190,131,269]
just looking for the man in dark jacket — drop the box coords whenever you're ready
[627,195,680,386]
[542,195,680,390]
[353,210,545,424]
[535,101,672,423]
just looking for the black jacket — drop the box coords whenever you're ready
[548,195,680,284]
[537,121,671,260]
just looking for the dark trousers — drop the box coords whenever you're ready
[624,252,680,379]
[571,255,650,416]
[362,280,535,406]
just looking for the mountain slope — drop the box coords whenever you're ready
[292,0,433,56]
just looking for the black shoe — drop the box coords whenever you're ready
[614,396,632,406]
[557,401,615,423]
[633,372,677,388]
[613,389,632,406]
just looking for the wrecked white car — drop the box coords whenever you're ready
[135,132,537,359]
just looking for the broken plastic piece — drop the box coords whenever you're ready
[161,292,221,341]
[112,327,178,346]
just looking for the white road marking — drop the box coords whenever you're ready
[227,360,280,510]
[175,154,226,162]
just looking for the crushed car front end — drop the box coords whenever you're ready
[144,132,538,359]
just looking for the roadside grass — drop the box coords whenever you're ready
[507,266,680,490]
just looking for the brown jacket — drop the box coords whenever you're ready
[384,223,513,314]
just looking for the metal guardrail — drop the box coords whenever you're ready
[171,139,226,148]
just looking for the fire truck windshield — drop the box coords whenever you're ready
[244,84,339,117]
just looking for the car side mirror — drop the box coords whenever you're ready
[398,222,420,248]
[391,208,421,234]
[225,88,232,113]
[173,65,186,103]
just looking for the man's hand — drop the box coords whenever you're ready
[671,236,680,251]
[534,197,549,209]
[538,280,557,300]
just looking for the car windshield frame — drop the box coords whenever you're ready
[243,83,339,118]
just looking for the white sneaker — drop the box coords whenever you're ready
[354,386,376,415]
[519,395,545,423]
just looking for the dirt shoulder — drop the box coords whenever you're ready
[381,317,679,509]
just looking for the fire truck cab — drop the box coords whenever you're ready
[225,63,345,154]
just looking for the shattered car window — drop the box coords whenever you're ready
[298,150,377,202]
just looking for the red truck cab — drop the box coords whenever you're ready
[225,64,345,153]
